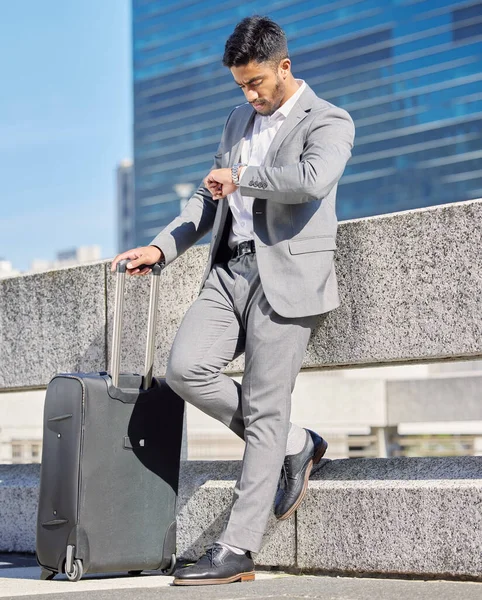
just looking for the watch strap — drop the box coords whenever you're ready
[231,163,246,186]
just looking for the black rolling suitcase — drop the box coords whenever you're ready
[36,261,185,581]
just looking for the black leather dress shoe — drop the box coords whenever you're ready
[274,429,328,520]
[172,544,255,586]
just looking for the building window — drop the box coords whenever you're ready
[31,444,41,462]
[11,443,23,461]
[10,440,42,464]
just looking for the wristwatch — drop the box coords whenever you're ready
[231,163,246,186]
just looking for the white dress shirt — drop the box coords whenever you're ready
[228,80,306,249]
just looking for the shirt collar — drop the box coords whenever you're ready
[271,79,306,121]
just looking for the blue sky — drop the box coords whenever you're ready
[0,1,131,271]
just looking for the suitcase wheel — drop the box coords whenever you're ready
[65,558,84,582]
[161,554,176,576]
[40,568,56,581]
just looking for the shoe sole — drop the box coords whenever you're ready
[172,571,255,585]
[277,437,328,521]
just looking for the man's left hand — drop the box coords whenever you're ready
[204,168,237,200]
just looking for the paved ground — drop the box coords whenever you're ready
[0,555,38,570]
[0,557,480,600]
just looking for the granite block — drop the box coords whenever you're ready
[0,464,40,552]
[305,200,482,369]
[177,461,295,567]
[297,457,482,578]
[387,375,482,424]
[0,263,106,389]
[2,201,481,391]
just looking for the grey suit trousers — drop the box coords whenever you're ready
[165,253,318,553]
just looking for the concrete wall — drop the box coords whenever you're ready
[1,199,481,390]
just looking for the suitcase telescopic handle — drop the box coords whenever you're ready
[111,259,162,390]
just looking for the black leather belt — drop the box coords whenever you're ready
[232,240,256,258]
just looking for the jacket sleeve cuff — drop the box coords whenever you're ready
[238,165,270,198]
[148,233,177,266]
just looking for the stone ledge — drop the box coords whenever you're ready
[1,458,481,579]
[2,199,482,389]
[298,457,482,578]
[0,263,106,390]
[312,199,482,370]
[0,464,39,553]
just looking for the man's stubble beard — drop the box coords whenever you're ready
[254,75,285,116]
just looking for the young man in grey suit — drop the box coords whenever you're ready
[112,16,355,586]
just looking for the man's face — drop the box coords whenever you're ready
[230,60,288,116]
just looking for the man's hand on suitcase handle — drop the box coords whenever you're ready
[111,245,164,276]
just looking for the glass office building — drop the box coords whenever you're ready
[132,0,482,246]
[116,159,135,252]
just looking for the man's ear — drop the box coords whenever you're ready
[279,58,291,78]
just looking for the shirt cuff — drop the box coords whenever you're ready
[238,165,247,184]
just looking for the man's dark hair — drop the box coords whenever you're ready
[223,16,288,68]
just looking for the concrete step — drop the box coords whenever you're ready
[177,457,482,579]
[1,457,481,579]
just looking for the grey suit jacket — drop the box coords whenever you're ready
[151,84,355,318]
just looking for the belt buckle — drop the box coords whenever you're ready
[233,240,254,258]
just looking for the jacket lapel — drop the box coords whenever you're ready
[211,106,254,249]
[214,103,255,245]
[264,85,316,166]
[228,104,256,167]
